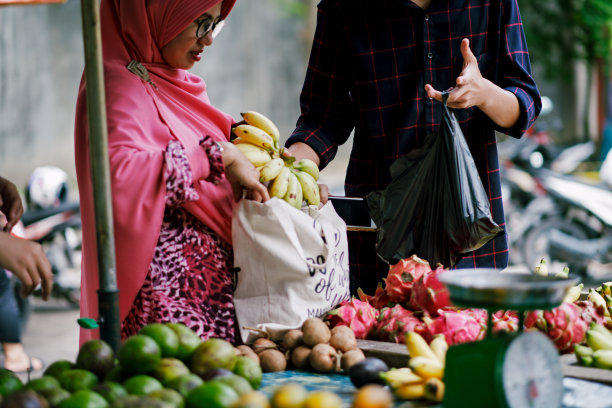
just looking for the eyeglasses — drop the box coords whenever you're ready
[195,17,224,40]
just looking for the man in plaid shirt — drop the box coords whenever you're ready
[286,0,542,295]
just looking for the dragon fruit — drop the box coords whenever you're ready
[384,255,431,304]
[409,266,451,317]
[371,304,427,343]
[357,282,393,310]
[524,302,588,353]
[492,310,519,334]
[424,307,487,345]
[324,298,379,339]
[575,299,609,328]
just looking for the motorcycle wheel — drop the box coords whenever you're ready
[521,217,592,273]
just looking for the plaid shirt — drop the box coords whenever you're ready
[287,0,541,294]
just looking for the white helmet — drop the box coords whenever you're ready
[26,166,69,210]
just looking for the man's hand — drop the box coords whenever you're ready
[0,232,53,300]
[0,177,24,232]
[425,38,520,129]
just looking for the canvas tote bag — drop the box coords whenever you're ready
[232,198,351,343]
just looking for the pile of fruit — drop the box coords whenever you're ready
[243,317,368,375]
[232,111,320,207]
[0,322,264,408]
[325,255,606,355]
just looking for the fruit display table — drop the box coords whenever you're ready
[259,370,612,408]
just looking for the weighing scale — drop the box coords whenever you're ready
[438,269,579,408]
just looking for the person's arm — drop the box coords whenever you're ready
[286,1,354,170]
[425,39,521,129]
[0,177,24,232]
[0,232,53,300]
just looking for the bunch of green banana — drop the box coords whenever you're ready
[232,110,321,208]
[575,322,612,369]
[379,332,447,402]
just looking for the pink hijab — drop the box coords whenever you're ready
[74,0,237,342]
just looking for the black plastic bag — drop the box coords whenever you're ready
[366,93,503,267]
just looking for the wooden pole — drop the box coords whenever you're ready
[80,0,121,352]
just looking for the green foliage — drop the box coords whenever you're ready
[518,0,612,82]
[271,0,308,19]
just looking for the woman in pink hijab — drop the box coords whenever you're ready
[74,0,268,345]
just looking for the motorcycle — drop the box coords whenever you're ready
[12,166,82,307]
[528,169,612,284]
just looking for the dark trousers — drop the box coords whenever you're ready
[0,270,23,343]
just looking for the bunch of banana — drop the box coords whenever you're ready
[379,332,447,403]
[232,111,321,207]
[575,322,612,369]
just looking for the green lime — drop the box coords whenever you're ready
[111,395,175,407]
[165,323,202,362]
[148,388,184,408]
[91,381,128,402]
[58,389,109,408]
[185,381,239,408]
[139,324,180,358]
[58,368,99,392]
[211,374,253,396]
[232,355,263,389]
[24,375,61,392]
[0,368,23,397]
[123,374,163,396]
[151,358,190,386]
[165,373,203,397]
[118,335,161,375]
[76,339,116,380]
[38,387,71,406]
[44,360,76,379]
[188,338,237,377]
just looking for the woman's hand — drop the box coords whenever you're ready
[0,177,24,232]
[220,142,270,202]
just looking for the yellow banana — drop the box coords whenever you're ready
[242,149,273,167]
[241,111,280,149]
[293,158,320,181]
[379,367,423,389]
[592,349,612,369]
[283,171,302,209]
[423,377,445,403]
[393,382,425,400]
[563,283,584,304]
[574,344,594,366]
[534,258,548,276]
[405,332,439,362]
[408,356,445,380]
[259,158,285,182]
[586,329,612,351]
[429,334,448,364]
[235,142,269,155]
[599,282,612,297]
[269,166,291,198]
[294,170,320,207]
[232,124,276,151]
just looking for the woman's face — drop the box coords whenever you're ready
[161,2,223,70]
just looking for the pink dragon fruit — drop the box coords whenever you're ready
[409,265,451,317]
[324,298,379,339]
[424,307,487,345]
[524,302,588,353]
[384,255,431,304]
[371,304,427,343]
[575,299,609,328]
[357,282,393,310]
[492,310,519,334]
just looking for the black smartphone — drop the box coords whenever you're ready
[328,196,377,231]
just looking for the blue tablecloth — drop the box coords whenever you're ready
[260,371,612,408]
